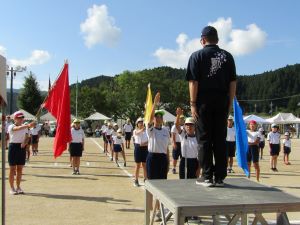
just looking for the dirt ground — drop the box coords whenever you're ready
[1,137,300,225]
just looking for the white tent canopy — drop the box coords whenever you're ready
[85,112,111,121]
[11,109,36,120]
[161,109,176,122]
[40,112,56,122]
[243,114,270,124]
[40,112,76,122]
[266,113,300,124]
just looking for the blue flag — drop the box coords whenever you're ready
[233,97,250,177]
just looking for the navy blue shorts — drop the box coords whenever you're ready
[31,135,39,144]
[125,132,132,141]
[8,143,26,166]
[105,135,112,144]
[284,146,291,154]
[70,143,83,157]
[113,144,122,152]
[270,144,280,156]
[146,152,168,180]
[134,144,148,163]
[179,157,199,179]
[226,141,236,157]
[247,145,259,163]
[259,141,265,149]
[172,142,182,160]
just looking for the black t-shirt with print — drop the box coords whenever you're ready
[185,45,236,97]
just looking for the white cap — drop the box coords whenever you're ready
[259,128,264,132]
[113,123,118,127]
[284,132,290,136]
[136,117,144,124]
[228,115,234,120]
[271,123,278,128]
[117,128,122,133]
[184,117,195,124]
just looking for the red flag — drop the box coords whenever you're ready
[43,62,71,158]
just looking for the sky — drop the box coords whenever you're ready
[1,0,300,91]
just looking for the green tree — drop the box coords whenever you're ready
[18,71,43,115]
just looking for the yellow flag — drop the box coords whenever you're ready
[144,83,153,124]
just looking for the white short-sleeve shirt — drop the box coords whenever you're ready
[258,132,265,142]
[113,136,124,145]
[101,125,107,133]
[71,128,85,143]
[106,128,114,136]
[8,124,28,143]
[30,126,41,135]
[226,127,236,142]
[267,132,281,144]
[247,130,260,144]
[146,126,169,154]
[282,139,291,148]
[124,124,133,133]
[179,131,198,158]
[171,125,181,143]
[133,129,148,144]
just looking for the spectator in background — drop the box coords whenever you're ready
[123,119,133,149]
[30,121,41,156]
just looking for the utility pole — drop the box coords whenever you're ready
[7,66,26,114]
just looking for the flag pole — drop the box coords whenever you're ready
[35,60,69,118]
[76,75,78,118]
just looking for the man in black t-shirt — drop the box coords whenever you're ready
[186,26,237,187]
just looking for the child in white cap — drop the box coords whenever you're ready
[258,128,265,159]
[226,115,236,173]
[267,123,281,172]
[112,129,126,167]
[282,132,291,165]
[8,111,34,194]
[175,108,199,179]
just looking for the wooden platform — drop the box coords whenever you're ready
[145,178,300,225]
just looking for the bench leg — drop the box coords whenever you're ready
[277,212,291,225]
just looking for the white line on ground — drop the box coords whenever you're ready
[90,138,134,179]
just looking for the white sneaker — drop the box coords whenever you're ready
[196,177,215,187]
[10,188,18,195]
[16,188,24,194]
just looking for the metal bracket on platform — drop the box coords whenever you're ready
[212,215,221,225]
[277,212,291,225]
[252,213,268,225]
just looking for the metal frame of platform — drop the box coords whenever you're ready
[144,178,300,225]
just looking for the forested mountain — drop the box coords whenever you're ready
[70,64,300,120]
